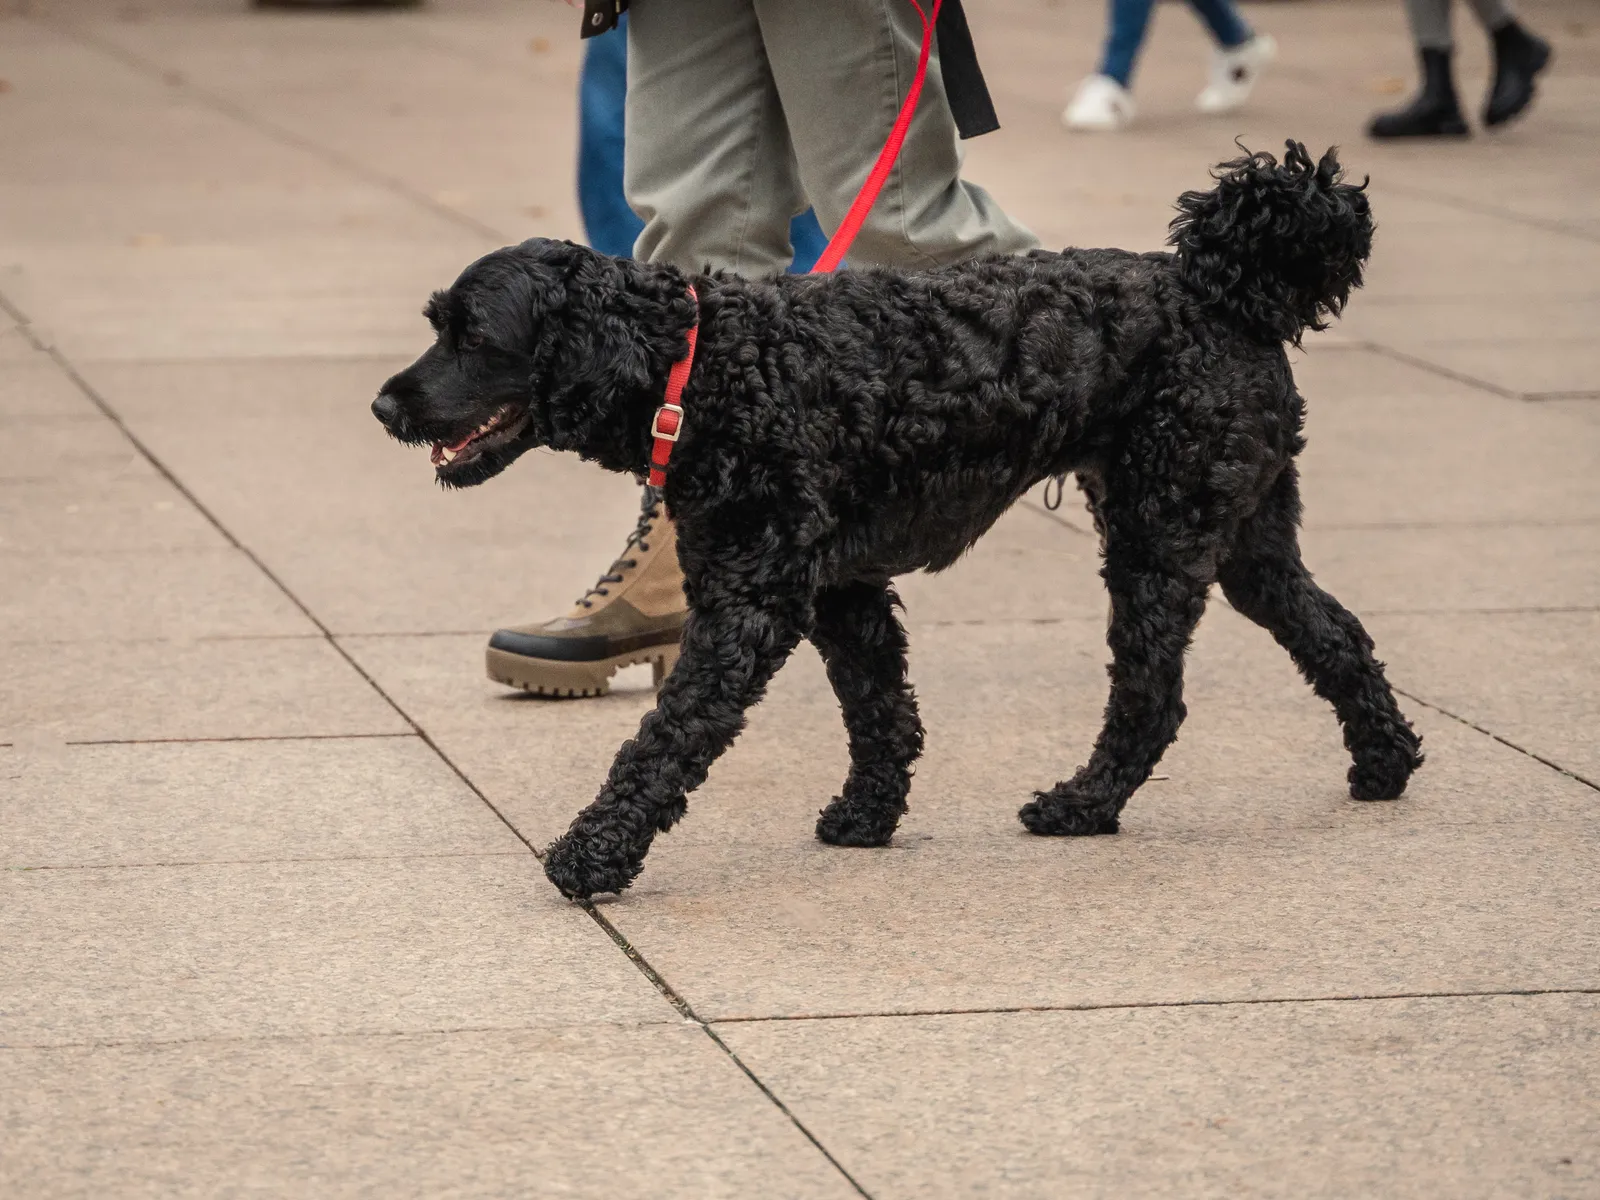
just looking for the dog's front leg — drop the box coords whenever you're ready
[543,598,803,898]
[1020,490,1216,836]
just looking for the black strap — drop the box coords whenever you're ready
[580,0,999,140]
[936,0,1000,139]
[580,0,627,38]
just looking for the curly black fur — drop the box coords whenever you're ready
[374,142,1422,899]
[1170,142,1372,347]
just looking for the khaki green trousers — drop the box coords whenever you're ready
[624,0,1038,275]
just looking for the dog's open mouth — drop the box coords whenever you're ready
[430,403,529,471]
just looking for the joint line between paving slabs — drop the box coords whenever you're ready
[708,986,1600,1026]
[1375,182,1600,247]
[1357,341,1523,401]
[579,901,876,1199]
[2,288,875,1198]
[1394,687,1600,794]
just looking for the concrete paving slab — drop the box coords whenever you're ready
[1542,397,1600,426]
[78,3,586,245]
[0,359,101,419]
[1340,294,1600,344]
[589,818,1599,1021]
[716,993,1600,1200]
[1369,609,1600,784]
[0,23,497,360]
[2,1025,854,1200]
[1,547,317,644]
[1384,337,1600,398]
[0,475,224,554]
[0,854,670,1045]
[1299,521,1600,614]
[896,503,1105,625]
[1291,348,1600,526]
[0,321,44,363]
[2,736,515,868]
[1,637,408,743]
[8,241,494,362]
[0,414,147,483]
[0,18,340,190]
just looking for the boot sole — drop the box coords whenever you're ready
[486,643,681,698]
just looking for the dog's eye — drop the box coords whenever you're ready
[459,333,485,351]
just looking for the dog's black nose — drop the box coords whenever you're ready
[371,392,401,427]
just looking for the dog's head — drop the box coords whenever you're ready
[372,238,694,488]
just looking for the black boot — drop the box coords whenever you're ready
[1485,21,1552,128]
[1369,47,1469,139]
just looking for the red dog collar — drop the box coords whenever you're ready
[647,285,698,489]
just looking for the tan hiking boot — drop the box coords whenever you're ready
[486,498,686,697]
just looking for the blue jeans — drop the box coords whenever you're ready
[1098,0,1252,87]
[578,15,829,270]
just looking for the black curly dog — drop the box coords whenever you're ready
[373,143,1423,899]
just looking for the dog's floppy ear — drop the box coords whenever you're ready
[553,251,695,397]
[524,245,696,470]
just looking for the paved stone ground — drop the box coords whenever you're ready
[2,0,1597,1195]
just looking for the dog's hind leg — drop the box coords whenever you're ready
[1019,493,1214,837]
[543,595,804,898]
[810,582,924,848]
[1217,466,1423,801]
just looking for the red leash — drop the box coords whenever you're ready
[649,0,943,486]
[811,0,943,274]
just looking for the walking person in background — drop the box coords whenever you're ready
[1368,0,1551,138]
[1063,0,1276,132]
[486,0,1037,698]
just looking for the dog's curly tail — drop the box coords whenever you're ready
[1168,141,1373,347]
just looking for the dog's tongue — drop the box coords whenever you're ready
[429,430,478,465]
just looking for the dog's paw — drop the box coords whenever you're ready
[815,791,904,847]
[1348,733,1425,802]
[1018,786,1121,837]
[543,830,645,899]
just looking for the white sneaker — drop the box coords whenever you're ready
[1063,75,1136,131]
[1196,34,1277,114]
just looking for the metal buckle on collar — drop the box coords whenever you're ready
[652,402,685,443]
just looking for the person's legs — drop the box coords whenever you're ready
[1063,0,1147,132]
[625,0,808,276]
[577,19,646,258]
[492,0,1035,698]
[1467,0,1553,128]
[581,12,829,269]
[1370,0,1470,138]
[1462,0,1512,33]
[1406,0,1456,50]
[1186,0,1251,49]
[1099,0,1157,87]
[1190,0,1275,115]
[753,0,1037,269]
[488,0,820,696]
[788,208,829,274]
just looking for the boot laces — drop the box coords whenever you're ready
[577,499,661,608]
